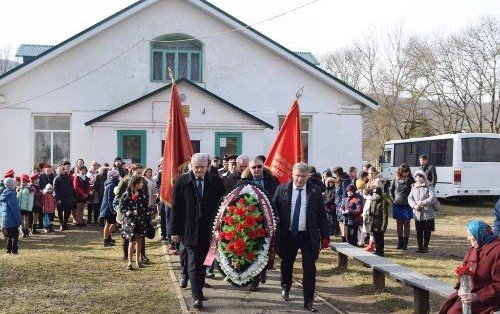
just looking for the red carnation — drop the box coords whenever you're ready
[244,216,257,228]
[255,227,265,238]
[235,207,246,217]
[235,248,245,257]
[256,215,264,222]
[131,193,139,201]
[235,224,245,233]
[228,206,236,213]
[238,198,246,206]
[226,242,234,252]
[248,205,256,212]
[224,231,235,241]
[246,252,255,261]
[455,264,471,276]
[248,229,257,240]
[233,238,247,252]
[223,215,234,225]
[219,231,225,240]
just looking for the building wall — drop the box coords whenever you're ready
[0,0,368,173]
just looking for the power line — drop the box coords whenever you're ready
[1,0,321,109]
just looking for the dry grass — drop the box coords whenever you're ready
[0,224,180,314]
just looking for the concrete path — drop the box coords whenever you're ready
[163,245,343,313]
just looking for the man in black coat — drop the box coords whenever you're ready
[53,165,76,231]
[419,154,437,187]
[272,163,330,313]
[239,156,280,291]
[170,153,225,310]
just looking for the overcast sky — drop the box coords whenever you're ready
[1,0,498,57]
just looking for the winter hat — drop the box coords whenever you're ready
[346,184,356,193]
[114,157,123,162]
[30,173,40,181]
[107,169,120,179]
[4,178,15,190]
[373,187,383,196]
[21,174,30,183]
[4,169,14,178]
[322,168,332,177]
[43,184,53,194]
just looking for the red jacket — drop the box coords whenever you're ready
[73,176,90,202]
[42,193,56,214]
[439,238,500,313]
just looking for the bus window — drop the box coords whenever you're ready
[393,143,405,166]
[462,138,500,162]
[382,150,392,163]
[430,139,453,166]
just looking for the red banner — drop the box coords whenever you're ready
[265,99,303,184]
[160,83,193,206]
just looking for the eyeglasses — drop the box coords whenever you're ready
[251,165,263,169]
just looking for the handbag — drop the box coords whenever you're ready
[145,220,156,239]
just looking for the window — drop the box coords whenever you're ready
[215,132,242,158]
[151,34,202,82]
[462,138,500,162]
[33,115,71,166]
[392,139,453,167]
[117,130,146,165]
[278,116,310,163]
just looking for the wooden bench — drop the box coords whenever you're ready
[331,242,455,314]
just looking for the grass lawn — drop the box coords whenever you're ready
[0,223,180,314]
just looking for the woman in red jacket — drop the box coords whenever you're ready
[439,220,499,314]
[73,165,90,227]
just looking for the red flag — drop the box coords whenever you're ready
[160,82,193,206]
[265,99,303,184]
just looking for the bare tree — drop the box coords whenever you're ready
[0,45,18,75]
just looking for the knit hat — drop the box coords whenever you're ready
[21,174,30,183]
[322,168,332,177]
[4,169,14,178]
[346,184,356,192]
[373,187,383,196]
[4,178,15,190]
[43,184,53,194]
[30,173,40,181]
[107,169,120,179]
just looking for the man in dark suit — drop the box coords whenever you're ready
[170,153,225,310]
[273,163,330,312]
[419,154,437,187]
[239,156,280,291]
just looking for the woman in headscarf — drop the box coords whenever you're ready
[408,170,436,253]
[439,221,499,314]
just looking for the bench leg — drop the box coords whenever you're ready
[337,252,348,270]
[372,269,385,291]
[413,287,430,314]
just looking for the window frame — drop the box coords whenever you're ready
[33,114,71,166]
[278,115,311,163]
[117,130,147,165]
[150,39,202,83]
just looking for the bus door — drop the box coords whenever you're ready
[380,147,394,180]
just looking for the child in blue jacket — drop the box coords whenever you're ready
[0,178,22,254]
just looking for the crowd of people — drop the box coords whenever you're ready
[1,153,499,313]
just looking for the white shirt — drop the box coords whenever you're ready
[290,183,307,232]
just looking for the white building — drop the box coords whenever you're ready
[0,0,377,173]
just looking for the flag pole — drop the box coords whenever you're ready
[295,86,304,100]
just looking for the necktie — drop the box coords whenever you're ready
[291,188,302,236]
[196,178,203,199]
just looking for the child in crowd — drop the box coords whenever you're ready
[30,173,43,234]
[1,178,22,254]
[369,188,388,256]
[42,184,56,233]
[18,174,34,238]
[343,184,363,246]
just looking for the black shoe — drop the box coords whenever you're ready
[104,239,112,248]
[180,278,188,288]
[396,237,403,249]
[304,301,318,312]
[6,250,11,254]
[193,300,203,310]
[201,296,209,301]
[127,264,133,271]
[281,288,290,301]
[249,281,258,292]
[203,282,211,288]
[136,262,145,269]
[260,272,267,284]
[402,237,408,250]
[421,247,428,253]
[416,247,423,253]
[11,251,18,255]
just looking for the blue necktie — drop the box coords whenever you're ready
[291,188,302,236]
[196,178,203,199]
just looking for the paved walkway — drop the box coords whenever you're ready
[162,245,342,313]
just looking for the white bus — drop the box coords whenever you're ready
[380,133,500,198]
